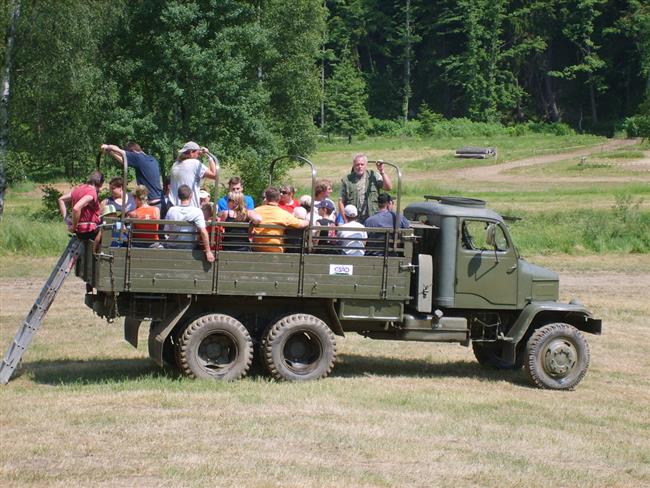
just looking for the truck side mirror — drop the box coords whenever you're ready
[485,224,497,248]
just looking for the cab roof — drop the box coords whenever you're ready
[404,200,504,223]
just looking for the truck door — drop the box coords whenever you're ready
[455,219,517,308]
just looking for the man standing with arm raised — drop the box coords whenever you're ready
[101,142,162,206]
[338,154,392,224]
[169,141,218,208]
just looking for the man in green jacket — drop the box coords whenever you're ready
[338,153,393,223]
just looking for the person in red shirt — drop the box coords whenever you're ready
[278,184,299,213]
[58,170,105,239]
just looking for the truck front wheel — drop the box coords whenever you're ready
[262,314,336,381]
[177,314,253,381]
[524,323,590,390]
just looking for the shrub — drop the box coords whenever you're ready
[367,118,402,136]
[366,118,421,137]
[624,114,650,141]
[4,151,30,184]
[526,122,575,136]
[40,185,63,221]
[416,105,444,136]
[507,124,528,136]
[428,118,507,138]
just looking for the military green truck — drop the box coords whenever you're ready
[0,156,601,389]
[67,156,601,390]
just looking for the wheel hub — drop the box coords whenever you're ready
[199,334,236,368]
[283,331,321,372]
[287,340,308,359]
[543,339,576,377]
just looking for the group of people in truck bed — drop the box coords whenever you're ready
[58,141,409,262]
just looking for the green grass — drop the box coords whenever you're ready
[0,216,70,256]
[317,133,605,155]
[596,150,645,159]
[0,186,70,256]
[7,180,38,193]
[506,207,650,254]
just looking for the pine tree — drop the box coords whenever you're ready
[326,50,370,142]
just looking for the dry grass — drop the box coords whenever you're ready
[1,254,649,487]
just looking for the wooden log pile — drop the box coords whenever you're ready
[455,146,497,159]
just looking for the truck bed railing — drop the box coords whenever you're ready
[100,218,408,257]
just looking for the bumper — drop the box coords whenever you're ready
[583,317,602,335]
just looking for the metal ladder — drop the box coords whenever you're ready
[0,236,84,384]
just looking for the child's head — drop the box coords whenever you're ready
[100,204,118,220]
[202,203,214,221]
[316,199,334,217]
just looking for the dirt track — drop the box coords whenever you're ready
[445,138,647,184]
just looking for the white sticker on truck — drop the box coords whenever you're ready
[329,264,353,276]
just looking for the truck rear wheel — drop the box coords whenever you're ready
[177,314,253,381]
[524,323,590,390]
[262,314,336,381]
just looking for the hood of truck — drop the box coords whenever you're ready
[517,259,559,304]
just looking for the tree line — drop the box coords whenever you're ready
[1,0,648,191]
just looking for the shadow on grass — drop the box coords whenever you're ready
[22,357,179,386]
[19,353,529,387]
[333,353,530,386]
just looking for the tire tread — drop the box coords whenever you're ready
[262,313,336,381]
[524,322,590,390]
[178,313,253,381]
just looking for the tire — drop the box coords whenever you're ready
[177,314,253,381]
[472,342,524,370]
[524,323,590,390]
[262,314,337,381]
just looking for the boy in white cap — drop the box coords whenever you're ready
[336,204,367,256]
[199,189,211,206]
[169,141,218,208]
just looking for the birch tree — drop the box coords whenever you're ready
[0,0,21,220]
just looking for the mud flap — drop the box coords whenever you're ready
[124,318,142,348]
[148,295,192,366]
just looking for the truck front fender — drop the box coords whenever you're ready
[507,301,601,345]
[497,301,601,367]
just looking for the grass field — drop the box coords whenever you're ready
[1,254,649,487]
[1,134,649,487]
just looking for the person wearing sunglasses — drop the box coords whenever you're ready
[278,184,299,213]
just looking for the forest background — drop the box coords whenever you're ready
[1,0,649,197]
